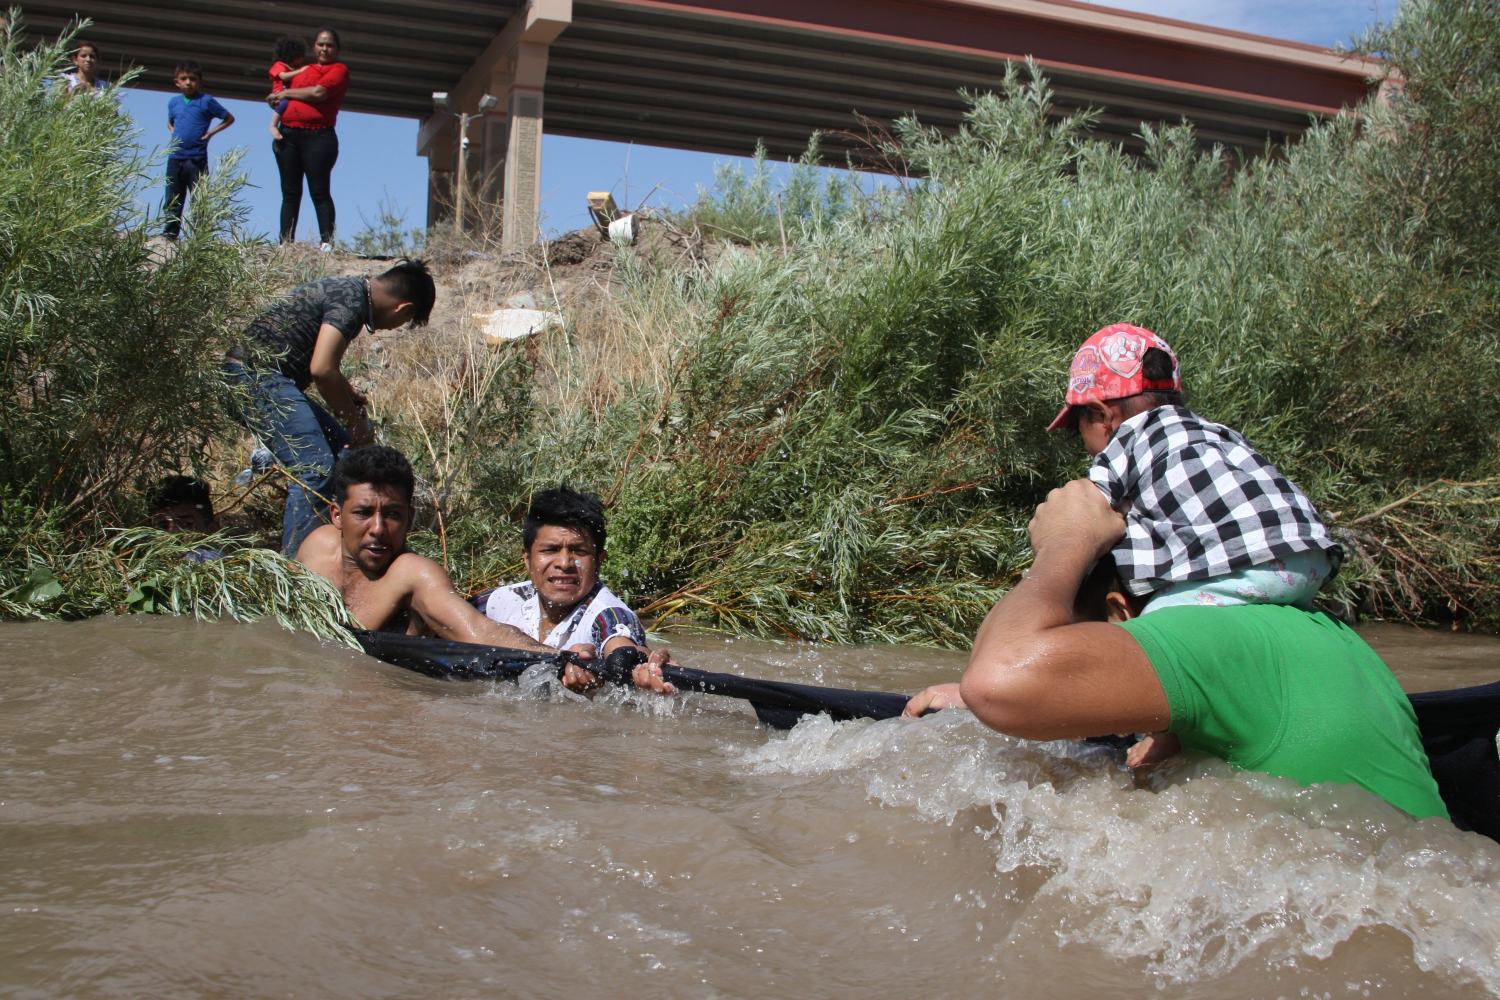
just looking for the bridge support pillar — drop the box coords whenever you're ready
[416,0,570,252]
[494,42,549,253]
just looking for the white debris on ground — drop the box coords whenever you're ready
[477,307,565,343]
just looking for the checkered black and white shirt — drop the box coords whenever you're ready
[1089,406,1340,597]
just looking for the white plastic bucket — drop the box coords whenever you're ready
[607,214,635,245]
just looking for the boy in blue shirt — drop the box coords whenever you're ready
[163,62,233,240]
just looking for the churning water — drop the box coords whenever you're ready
[1,616,1497,997]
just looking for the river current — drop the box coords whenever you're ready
[2,616,1497,997]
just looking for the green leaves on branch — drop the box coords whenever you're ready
[0,11,266,530]
[420,0,1500,640]
[0,526,358,643]
[6,565,63,608]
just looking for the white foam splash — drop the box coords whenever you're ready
[737,712,1500,992]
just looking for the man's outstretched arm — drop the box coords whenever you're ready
[958,480,1170,741]
[404,559,553,652]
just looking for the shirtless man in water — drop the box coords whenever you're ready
[296,444,671,693]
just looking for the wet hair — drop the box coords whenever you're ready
[174,61,203,78]
[330,445,414,504]
[73,41,100,59]
[377,258,436,326]
[523,485,607,554]
[314,27,342,48]
[149,475,213,515]
[1072,554,1145,622]
[274,35,307,64]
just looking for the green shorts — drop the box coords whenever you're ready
[1120,604,1447,819]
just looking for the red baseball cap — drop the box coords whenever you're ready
[1046,323,1182,432]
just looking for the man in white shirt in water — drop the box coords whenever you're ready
[297,447,671,694]
[471,485,676,694]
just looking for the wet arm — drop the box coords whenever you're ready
[406,562,552,652]
[959,480,1169,740]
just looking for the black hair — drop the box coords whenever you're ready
[1072,554,1146,621]
[1112,347,1186,417]
[330,445,414,504]
[523,485,607,553]
[149,475,213,514]
[74,40,100,58]
[1141,347,1174,383]
[314,27,342,48]
[1139,346,1185,407]
[377,258,436,326]
[174,60,203,78]
[274,35,307,64]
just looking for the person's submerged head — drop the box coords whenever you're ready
[522,486,607,611]
[274,35,308,66]
[149,475,218,533]
[313,27,341,62]
[370,258,436,330]
[1072,554,1145,624]
[173,61,203,96]
[329,446,415,573]
[1046,324,1186,455]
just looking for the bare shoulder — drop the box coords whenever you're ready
[295,524,341,575]
[386,550,460,592]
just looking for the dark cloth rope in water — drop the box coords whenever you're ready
[352,630,1500,843]
[354,630,912,727]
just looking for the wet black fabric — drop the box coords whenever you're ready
[354,630,559,681]
[1408,682,1500,841]
[354,630,912,726]
[353,632,1498,842]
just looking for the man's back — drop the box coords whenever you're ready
[242,277,369,389]
[1120,603,1448,819]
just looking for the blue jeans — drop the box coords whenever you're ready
[225,362,349,555]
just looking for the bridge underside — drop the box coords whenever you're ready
[19,0,1381,249]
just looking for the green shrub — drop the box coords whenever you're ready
[678,139,899,245]
[345,193,426,258]
[0,517,357,641]
[0,12,349,635]
[426,2,1500,640]
[0,12,263,527]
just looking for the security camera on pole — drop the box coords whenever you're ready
[431,91,501,235]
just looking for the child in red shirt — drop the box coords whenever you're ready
[267,36,309,140]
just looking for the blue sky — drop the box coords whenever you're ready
[115,1,1389,245]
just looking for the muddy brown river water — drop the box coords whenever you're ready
[2,616,1497,998]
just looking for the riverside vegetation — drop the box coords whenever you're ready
[2,1,1498,645]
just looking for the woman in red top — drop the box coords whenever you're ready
[266,27,349,249]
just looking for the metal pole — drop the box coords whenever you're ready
[455,111,471,235]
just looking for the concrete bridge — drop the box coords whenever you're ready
[20,0,1382,250]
